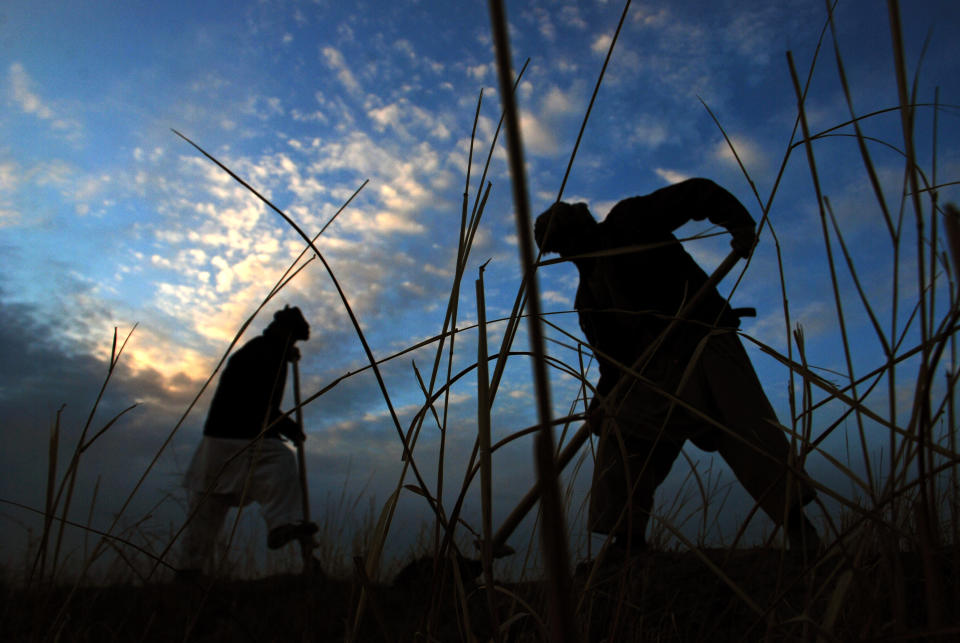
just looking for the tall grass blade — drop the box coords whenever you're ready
[944,204,960,285]
[82,476,100,564]
[788,49,877,502]
[349,487,400,643]
[47,325,137,581]
[888,0,945,631]
[487,0,628,405]
[825,0,896,238]
[0,498,176,573]
[475,264,500,632]
[555,0,631,201]
[823,198,891,355]
[488,2,576,639]
[34,404,64,585]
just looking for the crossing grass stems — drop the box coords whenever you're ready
[4,0,960,640]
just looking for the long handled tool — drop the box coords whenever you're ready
[291,355,314,573]
[490,249,745,556]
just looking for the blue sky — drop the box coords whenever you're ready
[2,0,959,578]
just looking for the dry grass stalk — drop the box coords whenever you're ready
[8,2,960,641]
[488,2,577,640]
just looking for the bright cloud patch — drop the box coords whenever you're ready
[8,62,82,140]
[655,168,691,184]
[591,34,613,54]
[631,117,670,149]
[519,111,559,156]
[712,135,764,171]
[322,46,361,94]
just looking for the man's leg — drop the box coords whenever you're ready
[589,419,683,554]
[180,491,232,575]
[246,438,317,549]
[699,332,818,549]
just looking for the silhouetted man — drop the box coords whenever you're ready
[179,305,317,576]
[534,178,819,556]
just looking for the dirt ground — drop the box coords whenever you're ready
[3,547,954,642]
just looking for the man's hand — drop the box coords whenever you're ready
[288,430,306,446]
[278,417,306,445]
[729,225,757,259]
[585,397,606,435]
[287,345,301,362]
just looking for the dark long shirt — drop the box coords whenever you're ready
[573,178,755,395]
[203,332,294,440]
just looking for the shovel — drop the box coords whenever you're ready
[291,356,315,573]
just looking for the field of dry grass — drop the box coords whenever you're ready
[4,546,955,641]
[4,1,960,641]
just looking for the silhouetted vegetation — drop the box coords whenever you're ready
[4,1,960,641]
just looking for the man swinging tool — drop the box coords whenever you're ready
[179,305,319,578]
[533,178,819,557]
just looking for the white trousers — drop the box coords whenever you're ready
[180,436,303,570]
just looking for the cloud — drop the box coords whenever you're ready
[519,111,559,157]
[0,160,19,192]
[541,289,571,306]
[466,63,490,82]
[389,38,445,75]
[531,7,557,41]
[542,85,580,117]
[7,158,117,220]
[655,168,692,184]
[242,94,285,120]
[366,99,452,143]
[584,6,755,113]
[125,118,474,381]
[590,34,613,55]
[321,46,361,94]
[0,286,513,577]
[721,5,803,68]
[0,207,18,227]
[0,160,21,227]
[711,135,765,172]
[119,325,217,393]
[370,209,426,234]
[393,38,417,61]
[289,91,336,125]
[632,6,670,27]
[0,292,202,562]
[744,300,834,350]
[7,63,83,141]
[8,62,55,119]
[559,6,588,30]
[591,199,620,220]
[367,103,401,131]
[133,147,166,164]
[630,117,670,149]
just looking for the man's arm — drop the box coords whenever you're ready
[612,178,756,257]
